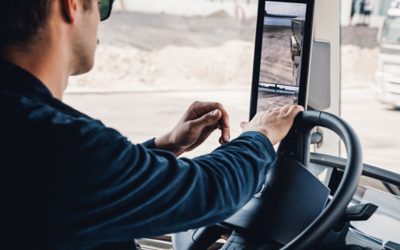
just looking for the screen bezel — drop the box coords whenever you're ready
[249,0,315,120]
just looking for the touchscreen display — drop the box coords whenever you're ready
[257,1,307,112]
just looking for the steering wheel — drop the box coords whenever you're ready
[172,111,363,250]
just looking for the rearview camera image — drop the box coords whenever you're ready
[257,1,307,112]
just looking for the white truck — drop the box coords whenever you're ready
[373,0,400,108]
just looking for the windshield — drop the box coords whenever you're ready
[341,3,400,175]
[341,0,400,244]
[66,0,258,156]
[62,0,399,246]
[382,16,400,44]
[64,1,399,173]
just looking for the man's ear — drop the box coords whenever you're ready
[60,0,78,23]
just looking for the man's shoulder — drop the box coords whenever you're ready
[0,90,103,136]
[2,90,61,118]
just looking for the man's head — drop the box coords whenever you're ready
[0,0,112,76]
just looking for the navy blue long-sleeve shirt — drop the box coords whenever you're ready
[0,60,276,250]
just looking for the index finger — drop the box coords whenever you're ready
[190,102,231,142]
[216,103,230,143]
[286,105,304,119]
[279,104,292,116]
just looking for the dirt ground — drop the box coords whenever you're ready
[97,12,256,49]
[68,13,379,92]
[68,12,257,92]
[260,26,296,86]
[341,26,379,49]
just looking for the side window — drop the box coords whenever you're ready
[341,0,400,174]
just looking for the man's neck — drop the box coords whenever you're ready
[4,41,70,100]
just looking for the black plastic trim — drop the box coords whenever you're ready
[249,0,315,120]
[310,153,400,187]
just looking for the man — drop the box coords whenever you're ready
[350,0,356,26]
[0,0,303,249]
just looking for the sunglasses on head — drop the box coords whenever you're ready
[99,0,115,21]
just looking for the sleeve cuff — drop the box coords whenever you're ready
[142,138,156,149]
[239,131,275,153]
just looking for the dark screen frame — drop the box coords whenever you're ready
[249,0,315,120]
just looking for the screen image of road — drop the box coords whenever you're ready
[257,1,307,112]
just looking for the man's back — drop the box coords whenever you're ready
[0,60,108,248]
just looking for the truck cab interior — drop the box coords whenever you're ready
[166,0,400,249]
[65,0,400,249]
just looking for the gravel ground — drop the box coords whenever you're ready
[98,11,256,49]
[260,26,297,86]
[341,26,379,49]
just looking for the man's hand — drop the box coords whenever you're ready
[241,105,304,145]
[155,101,230,156]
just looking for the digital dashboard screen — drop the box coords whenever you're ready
[256,1,307,112]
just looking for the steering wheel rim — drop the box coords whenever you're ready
[279,111,363,249]
[173,111,363,250]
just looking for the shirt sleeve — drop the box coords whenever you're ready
[141,138,156,149]
[48,119,276,249]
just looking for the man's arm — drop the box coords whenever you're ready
[49,123,275,249]
[48,104,303,249]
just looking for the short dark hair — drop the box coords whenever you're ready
[0,0,92,50]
